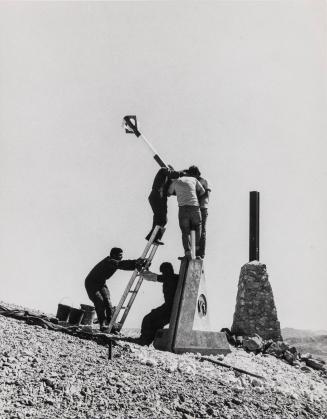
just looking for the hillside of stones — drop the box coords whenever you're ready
[1,303,327,419]
[281,330,327,364]
[282,328,327,340]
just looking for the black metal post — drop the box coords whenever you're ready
[108,340,112,360]
[249,191,260,261]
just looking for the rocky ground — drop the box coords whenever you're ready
[282,335,327,364]
[0,304,327,419]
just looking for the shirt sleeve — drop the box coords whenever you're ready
[108,259,119,269]
[167,180,176,195]
[202,178,212,192]
[167,169,182,180]
[141,271,158,282]
[156,275,164,283]
[117,259,137,270]
[196,179,205,196]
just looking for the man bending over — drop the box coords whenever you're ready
[85,247,145,332]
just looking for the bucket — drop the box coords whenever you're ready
[80,304,96,325]
[56,304,72,322]
[68,307,85,326]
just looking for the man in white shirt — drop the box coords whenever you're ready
[168,168,205,259]
[187,165,212,259]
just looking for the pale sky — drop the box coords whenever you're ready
[0,1,326,331]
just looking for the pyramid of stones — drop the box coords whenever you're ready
[231,262,282,341]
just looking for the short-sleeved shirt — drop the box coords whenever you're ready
[198,177,212,208]
[168,176,205,207]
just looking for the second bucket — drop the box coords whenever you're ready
[56,304,72,322]
[68,307,85,326]
[80,304,96,325]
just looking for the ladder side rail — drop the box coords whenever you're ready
[140,225,162,258]
[107,270,139,330]
[107,226,164,332]
[118,276,144,327]
[118,245,159,327]
[144,244,159,269]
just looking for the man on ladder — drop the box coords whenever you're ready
[145,166,184,245]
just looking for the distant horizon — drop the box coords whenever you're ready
[1,299,327,336]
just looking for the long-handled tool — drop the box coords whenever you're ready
[123,115,168,168]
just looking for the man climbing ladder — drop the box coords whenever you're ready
[145,166,184,245]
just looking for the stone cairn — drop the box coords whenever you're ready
[231,261,282,341]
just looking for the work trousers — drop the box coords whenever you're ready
[86,285,113,327]
[140,303,172,344]
[145,190,167,241]
[178,205,202,255]
[199,208,208,258]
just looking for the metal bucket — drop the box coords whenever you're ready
[80,304,96,325]
[68,307,85,326]
[56,304,72,322]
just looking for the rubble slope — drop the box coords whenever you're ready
[0,310,327,419]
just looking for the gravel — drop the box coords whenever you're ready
[0,304,327,419]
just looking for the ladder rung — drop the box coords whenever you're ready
[107,225,165,331]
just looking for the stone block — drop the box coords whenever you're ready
[243,335,264,352]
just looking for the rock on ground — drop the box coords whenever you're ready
[0,305,327,418]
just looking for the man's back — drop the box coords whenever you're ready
[85,257,116,290]
[85,257,136,291]
[169,176,204,207]
[157,273,179,307]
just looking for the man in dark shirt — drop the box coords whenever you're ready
[145,166,184,245]
[85,247,145,332]
[136,262,179,345]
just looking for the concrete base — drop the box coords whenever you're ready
[154,328,230,355]
[153,329,170,351]
[174,331,230,355]
[153,259,230,355]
